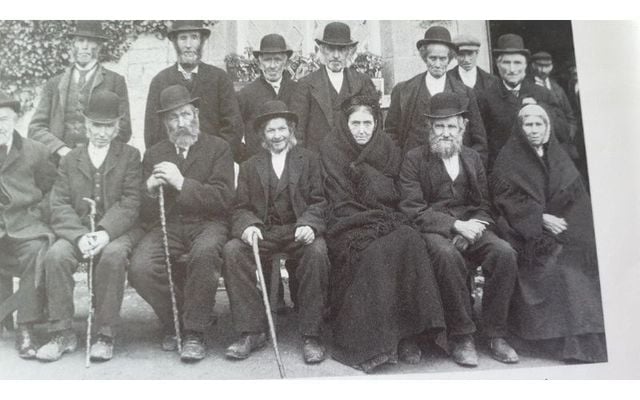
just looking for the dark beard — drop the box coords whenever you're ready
[168,122,200,148]
[429,134,462,159]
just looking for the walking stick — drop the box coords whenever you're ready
[82,197,96,368]
[251,232,286,378]
[158,185,182,353]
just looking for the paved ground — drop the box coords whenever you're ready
[0,275,566,379]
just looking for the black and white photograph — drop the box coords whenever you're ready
[0,8,639,384]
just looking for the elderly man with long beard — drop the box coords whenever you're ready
[398,92,518,368]
[129,85,234,362]
[144,20,243,161]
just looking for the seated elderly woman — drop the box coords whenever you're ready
[491,103,606,363]
[320,95,446,373]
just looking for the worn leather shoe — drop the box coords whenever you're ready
[15,325,37,359]
[225,332,267,360]
[489,337,519,364]
[36,330,77,362]
[180,332,206,362]
[398,337,422,364]
[303,336,326,364]
[161,334,178,352]
[90,335,114,362]
[450,335,479,367]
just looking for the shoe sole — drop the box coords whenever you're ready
[225,340,267,360]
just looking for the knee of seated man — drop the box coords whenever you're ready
[46,239,77,268]
[303,237,328,258]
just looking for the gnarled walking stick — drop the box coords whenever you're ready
[82,197,96,368]
[158,185,182,353]
[251,232,286,378]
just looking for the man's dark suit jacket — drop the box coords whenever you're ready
[447,65,499,95]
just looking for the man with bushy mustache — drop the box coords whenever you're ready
[399,92,518,368]
[144,20,243,161]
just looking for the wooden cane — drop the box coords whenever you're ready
[158,185,182,353]
[251,232,286,378]
[82,197,96,368]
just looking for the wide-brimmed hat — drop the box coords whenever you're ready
[167,20,211,41]
[69,20,109,42]
[531,51,553,65]
[453,34,481,52]
[424,92,469,119]
[0,91,20,114]
[416,26,455,50]
[492,33,530,57]
[156,85,200,114]
[82,91,123,123]
[253,34,293,59]
[315,22,358,47]
[253,100,298,130]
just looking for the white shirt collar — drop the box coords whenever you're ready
[503,80,522,92]
[178,63,199,80]
[534,76,551,90]
[266,75,283,94]
[87,142,110,169]
[270,148,289,179]
[442,153,460,181]
[2,130,14,154]
[458,66,478,89]
[326,68,344,93]
[73,61,98,84]
[425,72,446,95]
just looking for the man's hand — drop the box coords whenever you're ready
[146,174,164,194]
[241,226,263,247]
[152,162,185,190]
[454,219,488,243]
[294,225,315,245]
[542,214,568,235]
[77,231,110,258]
[56,146,72,158]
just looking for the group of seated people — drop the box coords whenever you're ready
[0,20,605,375]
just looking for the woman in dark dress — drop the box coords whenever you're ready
[320,95,446,373]
[491,104,606,363]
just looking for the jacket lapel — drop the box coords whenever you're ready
[459,148,481,198]
[255,152,270,210]
[285,148,302,197]
[310,67,335,127]
[57,67,73,115]
[103,141,122,177]
[0,132,23,174]
[75,146,93,181]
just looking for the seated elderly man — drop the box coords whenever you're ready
[223,100,329,364]
[399,92,518,367]
[0,92,56,360]
[36,91,142,362]
[129,85,234,362]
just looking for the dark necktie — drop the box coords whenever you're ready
[78,69,89,88]
[0,144,7,167]
[510,89,520,98]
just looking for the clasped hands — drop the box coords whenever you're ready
[77,230,110,259]
[241,225,315,247]
[542,213,568,235]
[146,162,184,193]
[453,218,490,249]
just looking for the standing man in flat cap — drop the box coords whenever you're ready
[35,91,142,362]
[144,20,244,161]
[386,25,488,164]
[448,34,499,95]
[223,100,329,364]
[237,33,299,162]
[291,21,377,152]
[29,20,131,162]
[0,92,56,360]
[129,85,234,362]
[477,34,570,169]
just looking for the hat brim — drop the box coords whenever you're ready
[0,100,21,114]
[416,39,455,50]
[156,98,200,114]
[69,32,110,42]
[253,111,299,130]
[314,38,358,47]
[492,48,531,57]
[424,109,468,119]
[456,44,481,52]
[82,112,124,123]
[168,29,211,40]
[253,49,294,59]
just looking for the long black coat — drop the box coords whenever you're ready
[385,72,488,164]
[236,72,298,162]
[231,146,326,240]
[291,66,377,152]
[144,62,244,161]
[447,65,499,95]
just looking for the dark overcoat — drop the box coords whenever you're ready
[48,141,142,243]
[447,65,499,95]
[231,146,326,240]
[28,65,132,155]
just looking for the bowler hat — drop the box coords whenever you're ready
[424,92,469,119]
[416,26,455,50]
[531,51,553,65]
[69,20,109,42]
[0,91,20,114]
[453,34,481,52]
[83,91,123,123]
[492,34,530,57]
[315,22,358,47]
[253,100,298,131]
[167,20,211,41]
[156,85,200,114]
[253,34,293,59]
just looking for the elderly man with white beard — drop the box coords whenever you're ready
[129,85,234,363]
[398,92,518,368]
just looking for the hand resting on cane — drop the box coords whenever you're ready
[77,231,111,258]
[242,226,263,247]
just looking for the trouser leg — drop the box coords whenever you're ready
[44,239,79,332]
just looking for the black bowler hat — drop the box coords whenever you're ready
[253,100,298,130]
[492,34,530,57]
[416,26,455,50]
[156,85,200,114]
[424,92,469,119]
[83,91,123,123]
[315,22,358,47]
[0,91,20,114]
[167,20,211,41]
[253,34,293,59]
[69,20,109,42]
[531,51,553,65]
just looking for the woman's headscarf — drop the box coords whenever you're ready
[517,104,551,156]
